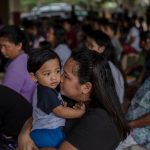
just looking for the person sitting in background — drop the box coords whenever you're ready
[104,21,123,60]
[63,19,77,50]
[85,29,125,104]
[0,84,32,150]
[0,25,36,103]
[46,23,71,67]
[117,76,150,150]
[123,16,141,54]
[140,31,150,81]
[22,20,45,49]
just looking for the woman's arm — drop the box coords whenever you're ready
[18,117,38,150]
[40,141,78,150]
[128,113,150,128]
[58,141,78,150]
[18,117,78,150]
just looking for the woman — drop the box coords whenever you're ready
[18,49,129,150]
[46,23,71,67]
[0,25,35,102]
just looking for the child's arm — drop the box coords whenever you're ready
[52,103,85,119]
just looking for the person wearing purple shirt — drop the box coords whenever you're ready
[0,25,35,103]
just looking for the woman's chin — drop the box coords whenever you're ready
[60,88,64,95]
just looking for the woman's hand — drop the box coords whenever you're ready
[18,132,38,150]
[17,117,38,150]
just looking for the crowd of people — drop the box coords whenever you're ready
[0,5,150,150]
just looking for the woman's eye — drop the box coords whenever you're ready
[64,74,69,79]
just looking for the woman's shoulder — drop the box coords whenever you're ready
[9,53,27,66]
[85,107,115,124]
[6,54,28,75]
[108,61,121,75]
[15,53,27,60]
[55,44,71,52]
[66,107,121,150]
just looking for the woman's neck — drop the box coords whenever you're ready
[13,50,24,59]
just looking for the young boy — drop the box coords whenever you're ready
[27,49,85,148]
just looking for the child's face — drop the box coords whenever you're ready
[86,37,105,53]
[34,58,61,89]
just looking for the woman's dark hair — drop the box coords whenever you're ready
[71,49,129,139]
[27,48,61,73]
[0,25,29,53]
[48,23,66,48]
[39,40,52,49]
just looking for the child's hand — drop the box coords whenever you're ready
[73,103,85,111]
[73,103,86,117]
[63,101,68,107]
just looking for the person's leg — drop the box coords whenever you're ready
[30,128,65,148]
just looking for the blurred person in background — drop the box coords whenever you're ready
[86,29,125,104]
[46,23,71,67]
[0,25,36,103]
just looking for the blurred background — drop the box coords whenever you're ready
[1,0,150,102]
[1,0,150,25]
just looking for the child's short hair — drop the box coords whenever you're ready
[27,48,61,73]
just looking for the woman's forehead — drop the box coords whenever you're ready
[64,58,79,75]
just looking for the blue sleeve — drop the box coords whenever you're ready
[37,86,62,114]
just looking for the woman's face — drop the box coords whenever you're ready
[47,27,56,46]
[60,58,90,102]
[0,37,22,59]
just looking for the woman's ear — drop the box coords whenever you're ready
[16,43,23,51]
[82,82,92,94]
[30,73,37,82]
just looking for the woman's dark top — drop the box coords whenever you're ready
[64,106,121,150]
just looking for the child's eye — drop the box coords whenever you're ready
[44,73,50,76]
[56,70,60,74]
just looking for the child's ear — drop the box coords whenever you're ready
[81,82,92,94]
[30,73,37,82]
